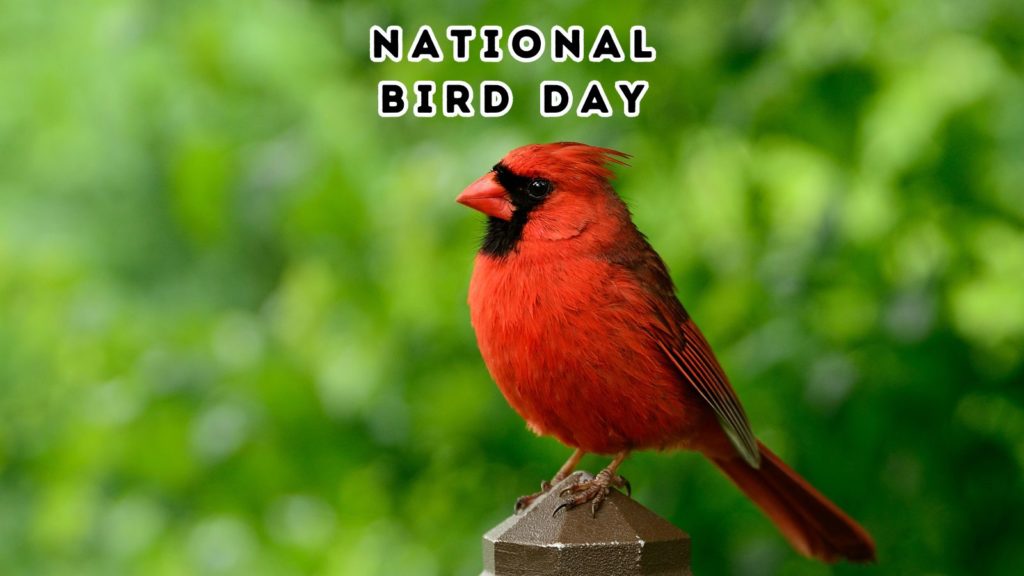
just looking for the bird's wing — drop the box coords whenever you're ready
[651,319,761,468]
[610,236,762,468]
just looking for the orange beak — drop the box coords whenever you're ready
[457,173,513,221]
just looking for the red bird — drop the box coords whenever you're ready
[458,143,876,563]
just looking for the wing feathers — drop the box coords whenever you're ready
[656,320,761,467]
[606,233,760,467]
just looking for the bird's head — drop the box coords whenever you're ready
[457,142,630,257]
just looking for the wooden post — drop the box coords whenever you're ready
[482,471,692,576]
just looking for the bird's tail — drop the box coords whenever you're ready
[711,441,876,563]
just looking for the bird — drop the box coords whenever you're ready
[456,142,876,563]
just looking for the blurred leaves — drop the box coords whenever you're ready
[1,0,1024,575]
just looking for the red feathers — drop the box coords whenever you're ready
[502,142,631,182]
[713,443,877,562]
[461,143,875,563]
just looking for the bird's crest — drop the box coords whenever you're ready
[503,142,630,182]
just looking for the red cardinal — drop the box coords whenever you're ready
[458,142,876,563]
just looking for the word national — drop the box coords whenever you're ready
[370,25,656,118]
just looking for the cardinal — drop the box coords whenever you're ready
[457,142,876,563]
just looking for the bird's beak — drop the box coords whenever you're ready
[457,173,513,221]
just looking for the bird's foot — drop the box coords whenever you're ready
[553,469,631,518]
[514,449,587,514]
[514,479,556,514]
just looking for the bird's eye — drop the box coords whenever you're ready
[527,178,551,199]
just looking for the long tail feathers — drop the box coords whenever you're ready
[711,441,876,563]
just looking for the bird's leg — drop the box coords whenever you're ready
[514,448,585,514]
[554,451,631,517]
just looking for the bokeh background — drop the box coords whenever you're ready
[3,0,1024,574]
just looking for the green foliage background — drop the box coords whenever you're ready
[2,0,1023,574]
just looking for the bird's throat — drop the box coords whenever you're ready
[480,210,530,257]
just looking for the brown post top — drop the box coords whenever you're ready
[482,471,692,576]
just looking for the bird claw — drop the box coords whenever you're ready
[514,480,555,514]
[552,470,631,517]
[552,501,572,517]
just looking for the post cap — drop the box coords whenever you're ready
[482,471,691,575]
